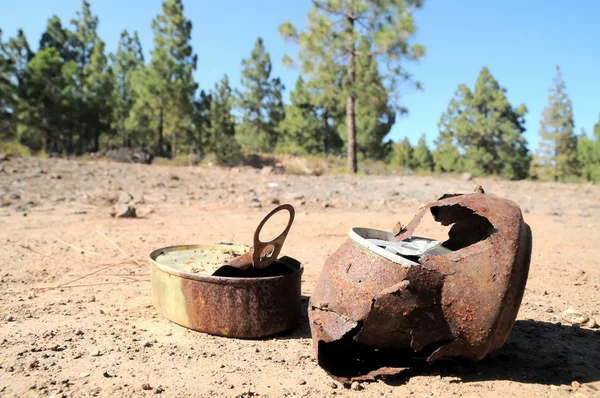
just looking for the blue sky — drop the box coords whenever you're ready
[2,0,599,150]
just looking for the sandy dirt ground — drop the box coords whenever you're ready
[1,157,600,398]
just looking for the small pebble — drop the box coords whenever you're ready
[298,379,306,385]
[89,349,102,357]
[351,381,363,391]
[141,383,152,391]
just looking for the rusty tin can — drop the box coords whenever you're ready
[150,205,303,339]
[308,188,532,382]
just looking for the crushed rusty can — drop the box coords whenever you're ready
[308,187,533,382]
[150,204,303,338]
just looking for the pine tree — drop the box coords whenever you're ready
[277,76,322,155]
[435,67,530,180]
[70,0,100,152]
[577,117,600,183]
[84,39,113,151]
[18,47,78,152]
[413,134,433,171]
[186,90,212,157]
[39,16,74,62]
[236,37,284,153]
[0,29,31,140]
[337,38,396,161]
[208,75,239,163]
[110,30,144,147]
[432,133,463,173]
[279,0,425,172]
[537,66,578,181]
[0,30,13,139]
[390,137,414,169]
[70,0,98,71]
[132,0,197,157]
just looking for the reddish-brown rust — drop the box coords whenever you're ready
[308,188,532,382]
[181,256,303,338]
[225,204,295,270]
[151,203,302,339]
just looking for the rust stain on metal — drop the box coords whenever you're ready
[149,204,302,339]
[225,204,295,270]
[308,188,532,382]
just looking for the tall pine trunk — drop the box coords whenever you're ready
[346,94,357,173]
[346,9,357,173]
[157,106,164,156]
[323,109,329,156]
[172,130,177,158]
[93,127,99,152]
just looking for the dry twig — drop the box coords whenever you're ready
[96,230,143,266]
[54,237,104,256]
[41,280,145,289]
[18,244,55,259]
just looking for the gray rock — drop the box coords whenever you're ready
[248,198,262,208]
[351,381,363,391]
[110,204,137,218]
[89,349,102,357]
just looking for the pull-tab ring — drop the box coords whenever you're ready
[251,204,295,269]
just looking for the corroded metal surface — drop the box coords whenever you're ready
[225,204,295,270]
[150,245,303,338]
[149,204,302,339]
[308,189,532,382]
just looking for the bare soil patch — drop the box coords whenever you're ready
[1,157,599,397]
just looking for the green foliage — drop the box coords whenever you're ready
[208,75,240,163]
[236,37,284,153]
[276,76,324,155]
[0,140,31,156]
[84,39,113,151]
[577,118,600,183]
[279,0,425,172]
[187,90,211,156]
[3,1,597,184]
[390,138,414,168]
[0,29,16,140]
[536,66,579,181]
[18,46,78,152]
[1,28,33,141]
[434,67,530,180]
[337,38,396,161]
[110,30,144,147]
[131,0,198,157]
[412,134,433,171]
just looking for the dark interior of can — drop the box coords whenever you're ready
[211,259,297,278]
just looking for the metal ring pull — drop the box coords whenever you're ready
[251,204,295,269]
